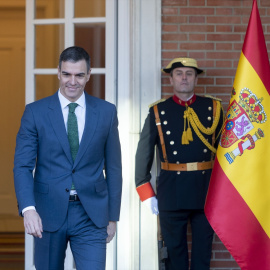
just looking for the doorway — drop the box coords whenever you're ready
[0,1,25,233]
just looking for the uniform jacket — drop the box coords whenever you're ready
[135,95,223,211]
[14,91,122,231]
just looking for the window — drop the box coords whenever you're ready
[26,0,116,104]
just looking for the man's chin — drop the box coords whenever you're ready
[65,89,84,101]
[176,90,194,94]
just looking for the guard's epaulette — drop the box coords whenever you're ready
[204,94,222,102]
[148,99,166,108]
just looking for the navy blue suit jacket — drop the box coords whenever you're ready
[14,92,122,232]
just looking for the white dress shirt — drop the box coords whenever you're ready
[58,90,86,143]
[22,90,86,214]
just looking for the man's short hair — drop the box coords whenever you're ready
[59,46,91,73]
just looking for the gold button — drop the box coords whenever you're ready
[173,151,177,155]
[207,116,212,121]
[177,171,181,175]
[203,149,207,153]
[170,141,174,145]
[208,107,212,111]
[202,171,205,174]
[166,131,171,135]
[161,111,165,115]
[163,121,168,125]
[176,161,180,164]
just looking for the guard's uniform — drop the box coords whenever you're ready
[135,94,224,269]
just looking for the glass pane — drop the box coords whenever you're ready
[35,24,65,68]
[35,0,64,19]
[35,75,59,101]
[86,74,105,100]
[75,0,105,18]
[75,23,105,68]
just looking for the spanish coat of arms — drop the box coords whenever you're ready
[220,88,266,164]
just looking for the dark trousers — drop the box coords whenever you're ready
[159,209,213,270]
[34,201,107,270]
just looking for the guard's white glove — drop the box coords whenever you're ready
[142,196,159,215]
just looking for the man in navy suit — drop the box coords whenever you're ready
[13,46,122,270]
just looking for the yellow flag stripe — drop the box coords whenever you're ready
[217,52,270,237]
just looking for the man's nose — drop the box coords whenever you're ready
[70,75,76,84]
[182,73,187,80]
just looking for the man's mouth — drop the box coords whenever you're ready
[67,86,77,91]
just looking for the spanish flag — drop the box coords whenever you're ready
[205,0,270,269]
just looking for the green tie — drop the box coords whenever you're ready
[68,103,79,162]
[68,103,79,190]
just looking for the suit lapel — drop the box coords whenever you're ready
[74,93,99,166]
[48,93,73,165]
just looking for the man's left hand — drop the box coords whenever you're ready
[106,221,116,243]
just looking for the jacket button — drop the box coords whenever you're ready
[66,188,69,192]
[72,169,75,173]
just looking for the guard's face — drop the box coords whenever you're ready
[170,67,198,97]
[58,60,91,102]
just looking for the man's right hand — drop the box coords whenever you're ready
[23,210,43,238]
[142,196,159,215]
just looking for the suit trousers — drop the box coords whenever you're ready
[34,201,107,270]
[159,209,213,270]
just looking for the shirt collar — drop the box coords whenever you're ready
[172,94,196,106]
[58,90,86,109]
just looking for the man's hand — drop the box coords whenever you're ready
[106,221,116,243]
[24,210,43,238]
[142,196,159,215]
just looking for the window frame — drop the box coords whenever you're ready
[25,0,117,105]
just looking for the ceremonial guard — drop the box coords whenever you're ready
[135,58,224,269]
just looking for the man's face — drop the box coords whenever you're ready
[58,60,91,102]
[170,67,198,97]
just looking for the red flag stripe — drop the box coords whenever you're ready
[205,159,270,270]
[242,0,270,94]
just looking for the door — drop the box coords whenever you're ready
[0,1,25,232]
[24,0,162,269]
[25,0,117,269]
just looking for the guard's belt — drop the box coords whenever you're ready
[161,161,213,171]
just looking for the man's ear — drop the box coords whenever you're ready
[87,69,92,82]
[169,75,173,86]
[57,66,61,80]
[195,75,198,85]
